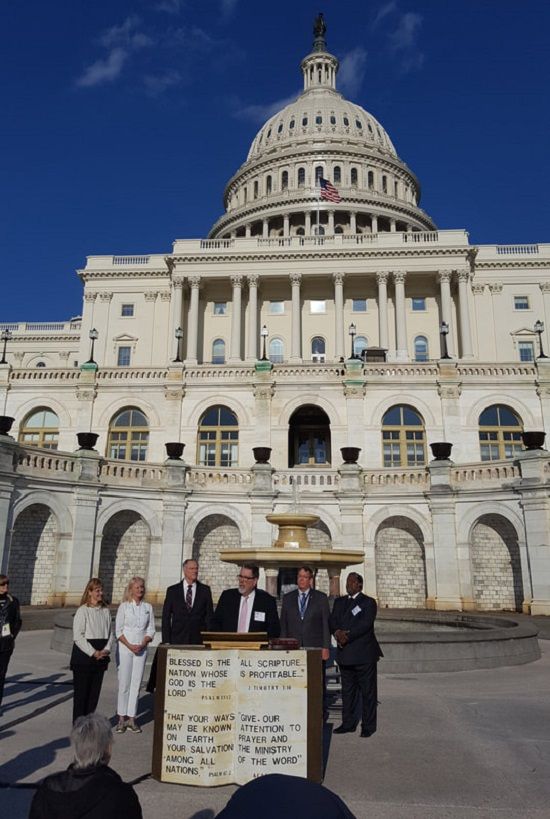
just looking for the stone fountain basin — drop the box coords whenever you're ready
[375,611,541,672]
[265,514,320,527]
[220,547,364,569]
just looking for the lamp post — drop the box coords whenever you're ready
[174,326,184,362]
[348,322,357,359]
[534,320,548,359]
[0,329,12,364]
[260,324,268,361]
[86,328,99,365]
[439,321,451,360]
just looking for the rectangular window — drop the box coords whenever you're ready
[352,298,367,312]
[310,300,326,314]
[518,341,534,362]
[117,346,131,367]
[514,296,529,310]
[213,302,227,315]
[269,300,285,314]
[411,297,426,311]
[121,304,134,317]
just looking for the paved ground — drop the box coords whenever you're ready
[1,629,550,819]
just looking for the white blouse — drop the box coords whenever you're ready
[115,600,155,643]
[73,605,113,657]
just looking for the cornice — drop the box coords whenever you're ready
[169,246,470,266]
[475,261,550,271]
[6,333,81,342]
[80,269,171,281]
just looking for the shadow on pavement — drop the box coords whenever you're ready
[0,736,70,784]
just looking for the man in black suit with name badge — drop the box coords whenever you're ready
[211,564,280,639]
[162,559,213,645]
[330,572,382,738]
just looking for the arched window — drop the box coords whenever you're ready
[269,338,284,363]
[311,336,326,363]
[35,361,46,368]
[289,405,331,466]
[297,167,305,188]
[355,336,368,359]
[315,165,323,184]
[197,405,238,467]
[212,338,225,364]
[479,405,523,461]
[382,405,426,467]
[367,170,374,190]
[266,175,272,195]
[19,408,59,450]
[315,114,322,125]
[281,170,288,190]
[313,224,325,236]
[107,408,149,462]
[289,119,295,130]
[414,336,429,362]
[296,226,305,236]
[333,166,341,184]
[253,180,259,199]
[302,115,308,127]
[382,175,388,193]
[350,167,358,186]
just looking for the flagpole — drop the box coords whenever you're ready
[316,182,320,237]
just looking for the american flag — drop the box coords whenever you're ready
[319,177,341,203]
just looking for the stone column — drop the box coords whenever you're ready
[262,219,269,238]
[0,435,17,574]
[229,275,243,362]
[515,451,550,614]
[376,272,389,351]
[78,292,97,364]
[333,272,345,360]
[159,494,189,592]
[427,460,463,610]
[393,271,408,359]
[65,454,103,604]
[290,273,302,362]
[438,270,454,357]
[305,212,311,235]
[371,214,378,233]
[246,275,259,361]
[457,269,474,359]
[390,218,396,232]
[170,276,185,355]
[185,276,201,365]
[96,292,113,365]
[283,214,290,238]
[350,211,357,234]
[328,210,335,234]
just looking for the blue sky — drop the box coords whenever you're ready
[1,0,549,321]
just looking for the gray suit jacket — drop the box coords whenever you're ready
[280,588,331,649]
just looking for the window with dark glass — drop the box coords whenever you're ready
[198,405,238,467]
[479,405,523,461]
[212,338,225,364]
[382,405,426,467]
[117,346,131,367]
[333,166,341,184]
[108,408,149,462]
[19,408,59,450]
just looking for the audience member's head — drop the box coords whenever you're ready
[71,713,113,769]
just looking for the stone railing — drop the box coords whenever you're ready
[0,320,81,334]
[99,461,166,483]
[457,364,536,378]
[273,470,340,489]
[495,245,539,255]
[186,467,253,489]
[185,366,254,381]
[9,368,81,381]
[95,368,169,381]
[17,450,78,477]
[363,363,440,377]
[363,468,429,488]
[112,255,151,265]
[451,461,520,483]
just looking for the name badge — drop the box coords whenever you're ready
[254,611,266,622]
[1,623,11,637]
[351,605,362,617]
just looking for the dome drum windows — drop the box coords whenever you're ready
[333,166,341,184]
[297,167,306,188]
[198,405,238,467]
[350,167,358,187]
[281,170,289,190]
[382,405,426,467]
[266,175,272,195]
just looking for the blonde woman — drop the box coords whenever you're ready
[115,576,155,733]
[70,578,113,723]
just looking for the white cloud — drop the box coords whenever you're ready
[388,12,424,72]
[235,92,298,123]
[144,70,183,95]
[372,1,397,28]
[338,47,368,98]
[155,0,183,13]
[220,0,238,18]
[76,48,128,88]
[99,16,153,50]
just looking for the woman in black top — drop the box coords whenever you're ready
[0,573,22,714]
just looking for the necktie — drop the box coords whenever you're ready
[185,584,193,611]
[299,592,308,619]
[238,595,249,632]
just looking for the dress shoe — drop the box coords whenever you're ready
[333,724,357,734]
[360,729,375,738]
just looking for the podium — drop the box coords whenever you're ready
[151,635,323,787]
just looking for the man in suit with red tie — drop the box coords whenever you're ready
[161,559,214,646]
[211,564,280,639]
[330,572,382,738]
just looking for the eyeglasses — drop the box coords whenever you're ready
[237,574,255,581]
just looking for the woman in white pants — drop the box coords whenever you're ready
[115,576,155,733]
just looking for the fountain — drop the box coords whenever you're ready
[220,476,364,596]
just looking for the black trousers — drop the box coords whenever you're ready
[339,661,378,733]
[0,650,13,708]
[72,668,106,723]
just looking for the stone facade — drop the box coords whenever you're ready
[471,514,523,611]
[8,504,57,605]
[375,517,427,608]
[192,514,241,600]
[98,511,150,604]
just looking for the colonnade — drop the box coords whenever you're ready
[169,269,474,364]
[227,210,419,239]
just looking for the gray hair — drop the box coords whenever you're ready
[71,713,113,769]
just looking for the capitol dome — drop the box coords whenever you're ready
[209,15,436,239]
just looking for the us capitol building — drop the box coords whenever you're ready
[1,18,550,615]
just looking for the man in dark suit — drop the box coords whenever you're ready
[281,565,331,719]
[329,572,382,738]
[161,559,213,645]
[211,564,280,639]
